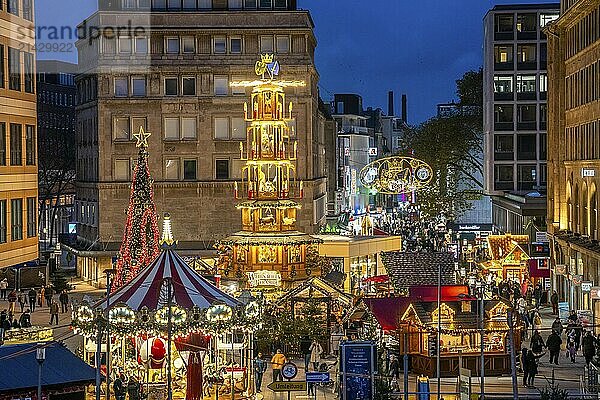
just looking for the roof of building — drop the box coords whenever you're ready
[382,251,456,290]
[487,234,530,260]
[488,3,559,12]
[0,342,96,393]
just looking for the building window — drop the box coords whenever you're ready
[231,117,246,139]
[26,197,36,238]
[517,44,536,64]
[114,116,131,140]
[123,0,137,8]
[166,37,180,54]
[244,0,256,7]
[0,45,4,89]
[181,117,197,139]
[132,117,147,134]
[182,36,196,53]
[135,37,149,54]
[165,77,179,96]
[132,77,146,96]
[494,165,514,191]
[11,199,22,241]
[494,134,514,161]
[214,76,228,96]
[152,0,167,9]
[494,76,513,93]
[22,0,33,20]
[517,104,536,130]
[516,13,537,32]
[0,123,5,166]
[10,123,22,166]
[8,47,21,91]
[276,36,290,53]
[114,159,131,181]
[164,117,180,140]
[115,77,129,97]
[230,37,242,54]
[165,159,180,180]
[182,77,196,95]
[539,104,547,130]
[214,117,229,139]
[198,0,211,9]
[7,0,19,16]
[539,132,547,159]
[517,134,536,160]
[516,74,536,99]
[259,0,271,8]
[119,37,132,53]
[517,165,537,189]
[214,36,227,54]
[228,0,242,9]
[494,105,514,130]
[274,0,286,8]
[231,76,245,95]
[24,52,34,93]
[540,13,559,28]
[260,36,274,53]
[169,0,182,8]
[215,159,229,179]
[25,125,35,165]
[494,45,513,70]
[183,159,197,180]
[0,200,6,244]
[494,14,513,32]
[183,0,196,9]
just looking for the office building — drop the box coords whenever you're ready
[68,0,328,285]
[546,0,600,310]
[37,60,77,256]
[483,3,559,236]
[0,0,38,269]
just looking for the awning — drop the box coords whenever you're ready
[362,275,389,284]
[362,297,410,332]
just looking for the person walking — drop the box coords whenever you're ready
[253,352,267,392]
[551,317,563,336]
[59,291,69,313]
[524,350,538,387]
[113,373,126,400]
[546,331,562,365]
[44,286,54,308]
[7,290,17,317]
[17,292,25,313]
[38,287,44,307]
[0,278,7,300]
[582,331,596,366]
[530,330,545,354]
[533,283,542,307]
[0,310,8,341]
[270,349,286,383]
[27,288,36,312]
[19,309,31,328]
[300,336,311,371]
[567,338,576,363]
[389,355,399,379]
[309,339,323,371]
[551,291,559,315]
[127,376,140,400]
[49,300,59,325]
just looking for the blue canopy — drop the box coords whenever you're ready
[0,342,96,392]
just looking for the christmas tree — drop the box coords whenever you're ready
[112,127,160,290]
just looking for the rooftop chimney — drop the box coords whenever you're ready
[388,91,394,117]
[401,94,407,123]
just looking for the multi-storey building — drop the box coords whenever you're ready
[0,0,38,270]
[546,0,600,310]
[37,60,77,255]
[331,94,375,216]
[483,3,559,237]
[381,92,408,156]
[68,0,328,285]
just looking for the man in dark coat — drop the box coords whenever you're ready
[583,331,596,366]
[524,350,538,387]
[530,330,545,354]
[551,291,559,314]
[552,317,563,336]
[27,288,37,312]
[546,331,562,365]
[18,309,31,328]
[113,373,126,400]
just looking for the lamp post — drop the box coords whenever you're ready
[104,268,116,400]
[36,345,46,400]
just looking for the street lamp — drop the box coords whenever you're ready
[36,345,46,400]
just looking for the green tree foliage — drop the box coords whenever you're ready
[50,271,72,293]
[401,69,483,220]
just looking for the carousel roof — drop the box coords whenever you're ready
[220,230,323,246]
[97,248,240,311]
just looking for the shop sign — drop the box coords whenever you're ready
[351,169,357,194]
[246,270,281,287]
[341,342,375,400]
[536,231,549,243]
[573,275,583,285]
[582,282,593,292]
[555,265,567,275]
[544,277,551,290]
[344,147,350,156]
[582,168,596,177]
[590,287,600,300]
[368,147,378,156]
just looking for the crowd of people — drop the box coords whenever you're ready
[375,214,449,252]
[0,278,71,342]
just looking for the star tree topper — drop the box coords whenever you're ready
[133,126,151,148]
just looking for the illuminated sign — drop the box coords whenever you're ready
[359,156,433,194]
[351,169,358,194]
[582,168,596,177]
[344,148,350,156]
[582,282,593,293]
[368,147,378,156]
[247,270,282,287]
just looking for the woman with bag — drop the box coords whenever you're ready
[309,339,323,371]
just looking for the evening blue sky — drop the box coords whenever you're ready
[35,0,553,123]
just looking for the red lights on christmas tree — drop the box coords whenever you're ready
[112,127,160,291]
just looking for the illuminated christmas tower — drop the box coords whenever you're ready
[113,127,160,290]
[219,55,321,284]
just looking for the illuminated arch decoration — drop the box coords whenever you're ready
[359,156,433,194]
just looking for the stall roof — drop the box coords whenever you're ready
[487,234,529,261]
[362,297,410,331]
[277,277,354,307]
[0,342,96,392]
[409,285,476,302]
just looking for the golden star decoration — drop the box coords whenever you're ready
[133,126,151,148]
